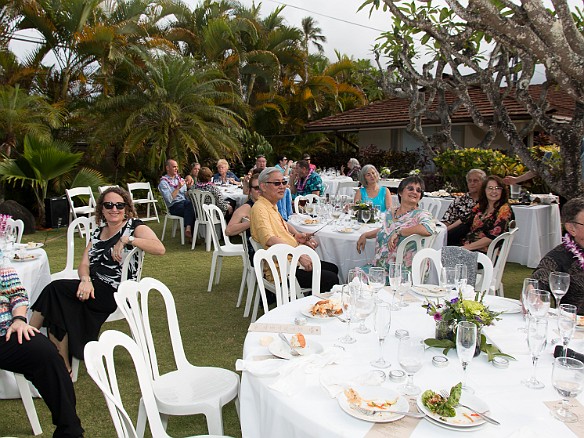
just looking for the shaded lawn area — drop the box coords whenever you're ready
[1,222,532,437]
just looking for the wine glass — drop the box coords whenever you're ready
[305,202,315,217]
[331,204,342,226]
[527,289,551,319]
[519,278,539,332]
[456,321,477,393]
[551,356,584,422]
[398,269,412,307]
[558,304,577,357]
[549,272,570,309]
[522,316,548,389]
[354,286,375,334]
[387,262,401,311]
[338,285,356,344]
[371,302,392,368]
[368,267,386,300]
[361,208,371,223]
[440,267,457,296]
[398,336,425,395]
[455,264,468,293]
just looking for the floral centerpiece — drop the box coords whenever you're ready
[380,167,393,179]
[423,292,513,361]
[351,202,375,223]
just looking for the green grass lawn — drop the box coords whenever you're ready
[1,222,532,437]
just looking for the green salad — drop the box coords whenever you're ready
[421,382,462,417]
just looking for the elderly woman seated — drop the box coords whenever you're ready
[357,175,435,269]
[354,164,392,212]
[192,166,234,219]
[533,197,584,313]
[342,158,361,180]
[213,158,240,185]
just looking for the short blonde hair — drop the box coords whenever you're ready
[217,158,229,169]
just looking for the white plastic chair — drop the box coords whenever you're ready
[189,189,215,251]
[394,233,437,268]
[84,330,233,438]
[160,193,185,245]
[419,198,443,220]
[239,231,256,318]
[98,185,119,194]
[335,180,358,197]
[486,227,519,296]
[6,217,24,243]
[65,186,97,228]
[51,217,93,281]
[6,372,42,435]
[127,182,159,223]
[293,194,320,214]
[202,204,246,293]
[114,278,240,436]
[253,244,321,319]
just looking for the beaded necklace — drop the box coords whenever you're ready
[563,232,584,270]
[296,169,313,192]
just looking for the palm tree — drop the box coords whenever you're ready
[300,17,326,80]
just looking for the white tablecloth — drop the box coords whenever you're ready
[218,186,248,208]
[292,217,446,282]
[379,178,403,189]
[321,176,356,197]
[0,249,51,399]
[240,290,582,437]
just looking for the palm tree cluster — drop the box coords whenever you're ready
[0,0,383,223]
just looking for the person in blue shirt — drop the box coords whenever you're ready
[277,185,293,220]
[213,159,240,185]
[354,164,392,212]
[158,159,195,239]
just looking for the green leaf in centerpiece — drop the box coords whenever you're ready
[424,337,455,355]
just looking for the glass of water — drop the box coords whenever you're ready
[398,336,425,395]
[551,356,584,422]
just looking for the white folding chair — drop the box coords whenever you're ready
[202,204,246,293]
[293,194,320,213]
[65,187,97,229]
[394,233,437,268]
[189,189,215,251]
[127,182,159,223]
[160,192,185,245]
[84,330,233,438]
[239,231,256,318]
[51,217,92,281]
[486,227,518,296]
[98,185,119,194]
[419,198,443,220]
[6,217,24,243]
[335,180,358,197]
[253,244,321,319]
[114,278,239,436]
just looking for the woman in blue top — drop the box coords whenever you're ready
[354,164,393,212]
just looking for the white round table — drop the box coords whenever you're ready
[218,186,248,208]
[240,290,583,437]
[321,176,357,197]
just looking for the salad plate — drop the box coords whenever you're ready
[338,386,409,423]
[268,338,323,360]
[417,391,488,429]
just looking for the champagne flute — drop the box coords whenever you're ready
[456,321,477,393]
[522,316,548,389]
[558,304,577,357]
[387,262,401,311]
[368,267,386,300]
[551,356,584,422]
[361,208,371,223]
[398,336,425,395]
[527,289,551,319]
[354,286,375,334]
[398,269,412,307]
[305,202,315,217]
[455,264,468,293]
[371,302,392,368]
[549,272,570,309]
[338,285,356,344]
[519,278,539,332]
[441,267,457,297]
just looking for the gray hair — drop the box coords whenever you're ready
[562,197,584,224]
[466,169,487,181]
[358,164,380,187]
[348,158,360,168]
[259,167,282,184]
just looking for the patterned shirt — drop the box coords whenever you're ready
[442,193,477,224]
[462,203,514,252]
[158,174,187,207]
[0,268,29,337]
[294,171,324,198]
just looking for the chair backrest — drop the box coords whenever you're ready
[486,227,518,291]
[115,278,190,381]
[394,233,436,268]
[419,198,442,220]
[253,244,321,313]
[6,218,24,243]
[189,189,216,224]
[61,216,93,274]
[84,330,172,438]
[126,182,158,222]
[411,248,442,285]
[293,194,320,213]
[65,186,97,217]
[121,247,145,282]
[98,185,119,194]
[202,204,233,249]
[476,252,494,292]
[335,180,358,196]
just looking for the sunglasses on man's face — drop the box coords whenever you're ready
[265,181,286,186]
[103,202,127,210]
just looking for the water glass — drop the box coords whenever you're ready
[558,304,577,357]
[522,316,548,389]
[526,289,551,319]
[361,208,371,223]
[519,278,539,332]
[455,264,467,292]
[398,269,412,307]
[371,302,392,368]
[387,262,401,311]
[440,267,457,295]
[456,321,477,393]
[551,356,584,422]
[549,272,570,308]
[368,267,386,298]
[398,336,425,395]
[338,285,356,344]
[354,287,375,334]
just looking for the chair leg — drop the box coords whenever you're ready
[208,252,218,291]
[204,409,224,436]
[136,399,147,438]
[14,373,42,436]
[215,257,224,284]
[236,261,247,307]
[243,274,257,318]
[161,217,168,241]
[171,218,177,238]
[205,225,212,252]
[178,218,185,245]
[191,221,199,250]
[251,289,261,322]
[71,357,80,382]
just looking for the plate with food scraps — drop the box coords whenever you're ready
[302,218,321,226]
[417,389,488,429]
[12,254,39,262]
[335,227,355,233]
[338,386,409,423]
[268,335,323,360]
[25,242,44,250]
[301,298,344,321]
[410,285,448,298]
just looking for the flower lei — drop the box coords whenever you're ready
[295,168,313,192]
[563,232,584,270]
[161,175,184,189]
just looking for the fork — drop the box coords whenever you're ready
[278,333,301,356]
[350,404,425,419]
[439,390,500,425]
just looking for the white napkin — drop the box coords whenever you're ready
[235,358,284,377]
[483,325,530,355]
[320,370,386,398]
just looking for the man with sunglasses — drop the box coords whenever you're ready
[251,168,339,293]
[290,160,324,200]
[158,159,195,239]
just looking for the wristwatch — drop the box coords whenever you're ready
[127,236,135,245]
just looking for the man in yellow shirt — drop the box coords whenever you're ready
[250,168,339,293]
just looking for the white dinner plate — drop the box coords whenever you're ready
[416,391,488,429]
[335,227,354,234]
[24,242,44,250]
[268,338,323,360]
[12,254,39,262]
[338,386,409,423]
[301,307,340,321]
[410,285,448,298]
[481,295,522,314]
[302,219,321,226]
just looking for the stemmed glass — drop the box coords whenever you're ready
[441,267,457,297]
[551,356,584,422]
[371,302,392,368]
[398,336,425,395]
[557,304,577,357]
[338,285,356,344]
[331,204,342,226]
[361,208,371,224]
[549,272,570,309]
[455,264,467,293]
[398,269,412,307]
[368,267,386,301]
[305,202,315,217]
[522,316,548,389]
[519,278,539,332]
[387,262,401,311]
[456,321,477,393]
[527,289,551,319]
[353,286,375,334]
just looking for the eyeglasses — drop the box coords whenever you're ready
[250,185,260,190]
[486,186,503,191]
[569,221,584,227]
[405,186,422,193]
[265,181,286,186]
[103,202,127,210]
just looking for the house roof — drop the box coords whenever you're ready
[304,84,576,132]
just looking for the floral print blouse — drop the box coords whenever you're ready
[462,203,513,251]
[442,193,477,224]
[371,207,436,269]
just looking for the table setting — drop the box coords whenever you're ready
[239,269,584,437]
[217,184,248,208]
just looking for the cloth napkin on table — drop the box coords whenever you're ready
[320,370,386,398]
[482,325,529,355]
[235,358,285,377]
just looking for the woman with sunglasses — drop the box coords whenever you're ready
[461,175,513,252]
[356,175,435,269]
[30,187,165,376]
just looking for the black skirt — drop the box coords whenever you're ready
[31,278,117,359]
